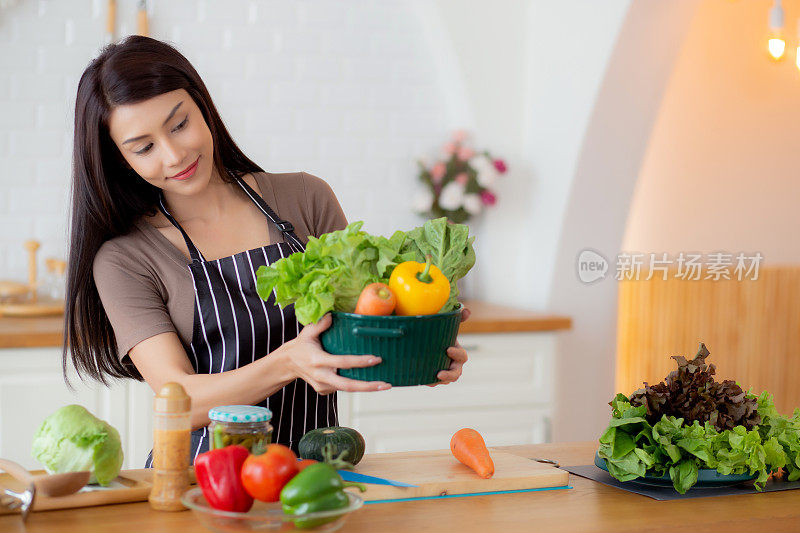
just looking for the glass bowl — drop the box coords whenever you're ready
[181,487,364,532]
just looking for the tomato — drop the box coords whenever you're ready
[297,458,318,471]
[240,444,299,502]
[354,282,396,315]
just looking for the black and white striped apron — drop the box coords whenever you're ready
[144,173,337,467]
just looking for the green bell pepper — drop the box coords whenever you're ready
[280,462,366,529]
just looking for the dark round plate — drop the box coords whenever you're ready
[594,452,756,489]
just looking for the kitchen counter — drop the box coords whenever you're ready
[0,316,63,349]
[3,442,799,532]
[0,300,571,349]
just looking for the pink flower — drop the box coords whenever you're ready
[452,130,468,143]
[457,147,475,161]
[455,172,469,185]
[493,159,507,173]
[443,142,457,156]
[480,190,497,206]
[430,162,446,183]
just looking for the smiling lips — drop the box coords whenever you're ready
[168,157,200,180]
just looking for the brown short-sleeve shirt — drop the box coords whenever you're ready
[93,171,347,370]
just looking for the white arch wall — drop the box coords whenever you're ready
[547,1,700,441]
[429,1,696,441]
[430,0,633,309]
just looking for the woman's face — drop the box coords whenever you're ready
[107,88,216,196]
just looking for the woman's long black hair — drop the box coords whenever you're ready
[66,35,263,384]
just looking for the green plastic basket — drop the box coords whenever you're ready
[320,305,462,386]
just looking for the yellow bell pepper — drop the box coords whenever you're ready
[389,255,450,316]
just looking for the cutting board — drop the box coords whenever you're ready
[0,469,195,515]
[350,448,569,501]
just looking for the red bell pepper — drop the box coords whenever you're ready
[194,445,254,513]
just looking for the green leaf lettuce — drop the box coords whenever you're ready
[256,218,475,325]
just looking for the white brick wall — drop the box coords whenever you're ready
[0,0,451,280]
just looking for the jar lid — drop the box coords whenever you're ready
[208,405,272,423]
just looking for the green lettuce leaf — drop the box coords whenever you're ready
[256,218,475,324]
[669,459,699,494]
[256,222,412,324]
[598,348,800,493]
[399,217,476,312]
[598,389,800,493]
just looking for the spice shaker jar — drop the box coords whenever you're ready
[149,382,191,511]
[209,405,273,455]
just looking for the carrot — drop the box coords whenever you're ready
[354,282,396,315]
[450,428,494,479]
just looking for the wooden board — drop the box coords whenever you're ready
[615,267,800,414]
[350,448,569,501]
[0,469,195,515]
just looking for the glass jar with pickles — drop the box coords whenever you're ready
[208,405,273,455]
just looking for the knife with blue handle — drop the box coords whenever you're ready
[338,470,417,487]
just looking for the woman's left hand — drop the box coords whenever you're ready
[428,306,471,387]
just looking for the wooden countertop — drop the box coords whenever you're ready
[459,300,571,334]
[0,300,570,349]
[4,442,799,533]
[0,316,63,349]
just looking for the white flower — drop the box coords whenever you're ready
[463,193,482,215]
[413,188,433,212]
[439,181,465,210]
[472,155,499,188]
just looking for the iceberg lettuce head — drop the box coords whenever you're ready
[31,404,123,486]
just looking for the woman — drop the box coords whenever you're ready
[64,35,469,465]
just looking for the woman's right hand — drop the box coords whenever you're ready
[278,313,391,394]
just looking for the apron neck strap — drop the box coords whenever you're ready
[157,194,205,263]
[230,171,306,251]
[156,171,306,263]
